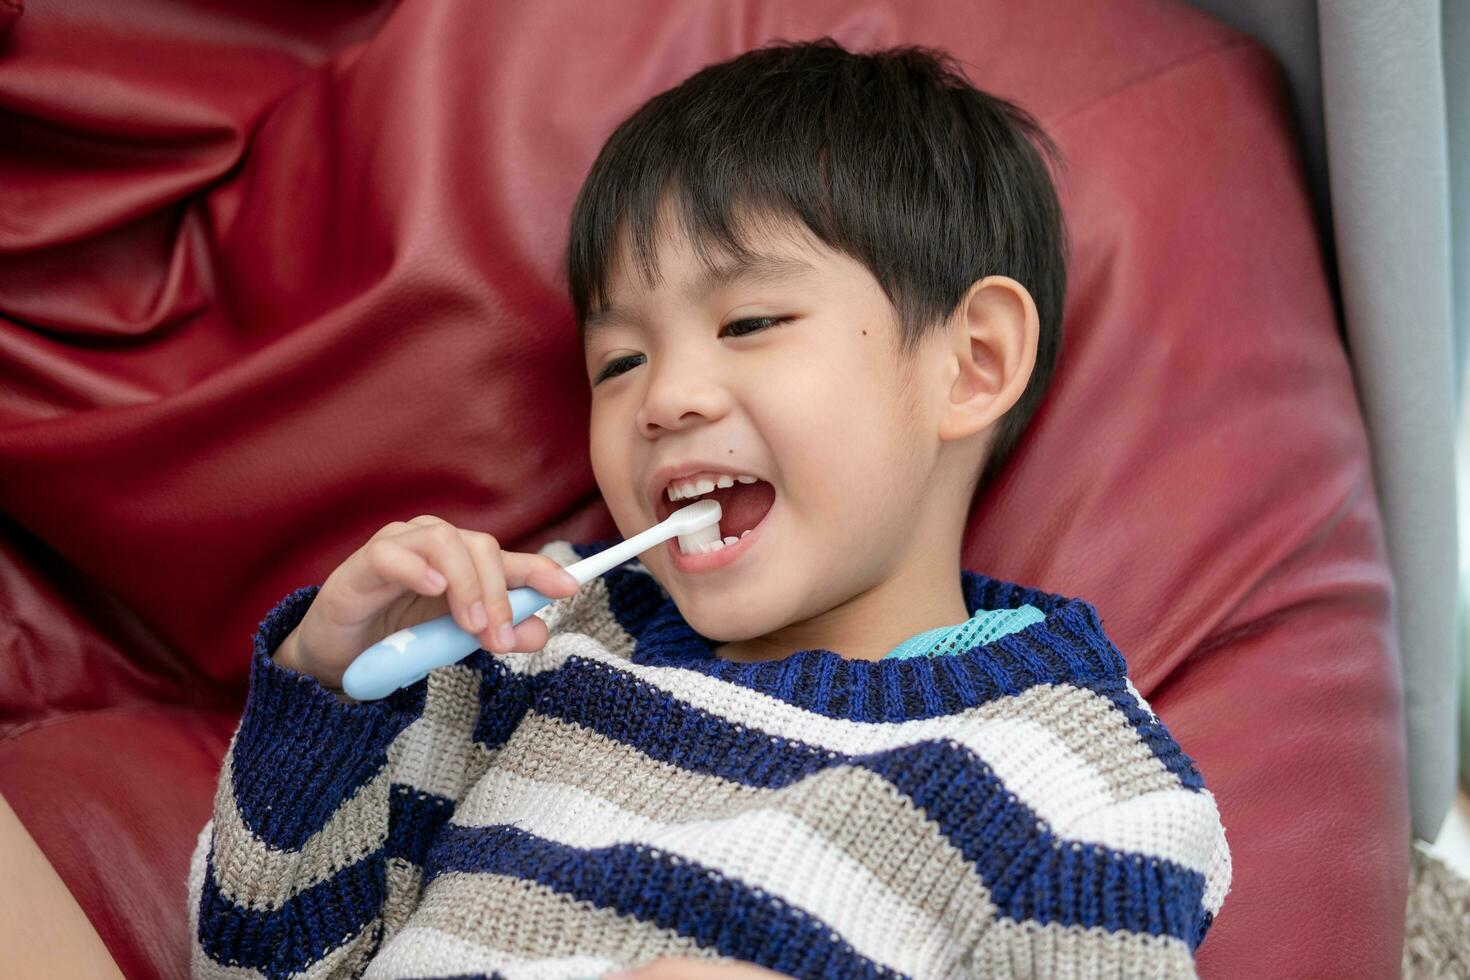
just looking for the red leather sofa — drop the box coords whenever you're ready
[0,1,1409,976]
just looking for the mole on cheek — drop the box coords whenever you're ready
[861,330,867,335]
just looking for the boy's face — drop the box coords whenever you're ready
[584,206,950,645]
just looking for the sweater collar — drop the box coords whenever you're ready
[570,539,1128,722]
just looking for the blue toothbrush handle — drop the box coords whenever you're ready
[340,585,555,701]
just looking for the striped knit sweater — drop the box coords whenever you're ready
[188,538,1231,979]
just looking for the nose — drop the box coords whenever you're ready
[635,351,731,437]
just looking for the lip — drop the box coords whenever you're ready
[648,459,766,516]
[667,499,772,574]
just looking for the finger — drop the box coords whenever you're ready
[460,530,516,652]
[367,520,414,544]
[398,522,487,637]
[509,612,550,653]
[348,538,449,611]
[502,552,581,600]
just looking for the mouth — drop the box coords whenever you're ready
[653,472,777,574]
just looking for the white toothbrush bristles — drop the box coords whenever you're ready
[676,522,722,555]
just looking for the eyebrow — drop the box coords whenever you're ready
[584,253,818,337]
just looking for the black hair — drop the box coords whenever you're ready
[565,37,1069,498]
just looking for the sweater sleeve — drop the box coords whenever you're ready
[187,584,536,979]
[962,676,1232,978]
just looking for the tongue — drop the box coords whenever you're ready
[704,480,775,537]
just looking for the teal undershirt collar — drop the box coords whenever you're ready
[882,603,1047,660]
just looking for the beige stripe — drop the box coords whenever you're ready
[518,632,1182,807]
[457,766,967,977]
[293,919,381,979]
[501,637,1225,901]
[533,547,1178,810]
[210,750,392,912]
[189,813,385,980]
[469,711,1218,966]
[482,709,1212,937]
[526,550,639,661]
[483,712,988,933]
[368,932,621,980]
[993,682,1181,801]
[382,857,424,947]
[971,917,1199,978]
[209,664,489,912]
[411,870,717,966]
[536,541,1181,811]
[188,819,269,980]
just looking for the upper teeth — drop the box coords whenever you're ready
[666,473,759,501]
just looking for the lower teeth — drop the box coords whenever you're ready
[675,506,763,555]
[676,525,757,555]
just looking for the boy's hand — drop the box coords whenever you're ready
[274,515,581,691]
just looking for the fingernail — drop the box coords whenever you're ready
[496,623,516,650]
[562,571,580,591]
[469,602,487,632]
[426,568,447,589]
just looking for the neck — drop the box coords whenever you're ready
[713,529,971,664]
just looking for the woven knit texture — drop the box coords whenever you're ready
[187,538,1232,979]
[883,605,1048,661]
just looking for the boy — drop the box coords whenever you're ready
[189,37,1230,979]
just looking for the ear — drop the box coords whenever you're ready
[937,275,1039,443]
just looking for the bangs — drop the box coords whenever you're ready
[562,36,1068,495]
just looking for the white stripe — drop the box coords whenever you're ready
[1202,811,1233,915]
[522,635,1122,826]
[365,925,616,980]
[516,571,1229,920]
[452,767,962,979]
[1067,787,1230,910]
[517,633,1228,904]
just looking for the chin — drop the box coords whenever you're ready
[668,585,777,643]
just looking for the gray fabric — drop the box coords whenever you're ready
[1181,0,1464,840]
[1449,0,1470,827]
[1319,0,1460,842]
[1446,1,1469,407]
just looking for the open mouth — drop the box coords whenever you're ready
[656,476,776,539]
[655,475,777,568]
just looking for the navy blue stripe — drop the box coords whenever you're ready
[198,785,455,975]
[197,848,383,977]
[1039,611,1204,789]
[571,538,671,640]
[535,657,1208,945]
[535,657,839,789]
[862,739,1209,947]
[234,587,540,851]
[1197,908,1216,948]
[621,573,1131,723]
[386,784,457,863]
[423,823,903,980]
[464,650,535,750]
[1085,675,1206,791]
[234,586,426,850]
[591,550,1193,788]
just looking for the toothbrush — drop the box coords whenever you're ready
[340,499,722,701]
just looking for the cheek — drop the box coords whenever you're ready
[588,411,630,508]
[756,365,903,522]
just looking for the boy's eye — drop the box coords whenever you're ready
[594,353,644,384]
[592,316,793,385]
[720,315,792,339]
